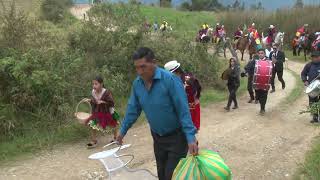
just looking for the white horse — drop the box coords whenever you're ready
[262,32,285,50]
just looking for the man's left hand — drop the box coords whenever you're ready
[188,142,199,155]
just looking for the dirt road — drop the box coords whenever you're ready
[0,60,319,180]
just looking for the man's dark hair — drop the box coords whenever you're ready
[257,48,265,53]
[132,47,155,62]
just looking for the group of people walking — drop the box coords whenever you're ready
[224,43,286,115]
[79,43,320,180]
[81,47,202,180]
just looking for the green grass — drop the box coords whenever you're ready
[281,69,304,105]
[141,6,216,38]
[294,136,320,180]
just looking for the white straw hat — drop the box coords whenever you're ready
[270,25,275,29]
[164,60,181,73]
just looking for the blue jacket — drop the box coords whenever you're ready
[301,61,320,83]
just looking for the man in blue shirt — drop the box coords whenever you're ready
[116,47,198,180]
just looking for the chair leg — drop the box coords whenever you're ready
[108,171,112,180]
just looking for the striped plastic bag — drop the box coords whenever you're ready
[172,150,232,180]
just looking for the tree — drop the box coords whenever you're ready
[250,1,263,10]
[294,0,304,8]
[232,0,240,9]
[257,1,264,10]
[180,2,192,11]
[191,0,224,11]
[41,0,73,23]
[160,0,171,7]
[240,2,245,11]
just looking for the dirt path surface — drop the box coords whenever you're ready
[1,60,319,180]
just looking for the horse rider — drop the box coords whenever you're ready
[219,25,226,40]
[248,23,255,33]
[267,25,277,44]
[203,23,209,30]
[198,25,208,42]
[160,20,168,31]
[312,32,320,51]
[292,35,300,56]
[296,24,309,38]
[301,51,320,123]
[234,26,243,49]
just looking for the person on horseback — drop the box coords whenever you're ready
[296,24,309,37]
[312,32,320,51]
[213,23,221,43]
[198,25,209,42]
[267,25,276,44]
[160,20,168,32]
[203,23,209,30]
[234,26,243,49]
[292,35,300,56]
[249,26,261,51]
[248,23,256,34]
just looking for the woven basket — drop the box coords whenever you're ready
[74,99,92,124]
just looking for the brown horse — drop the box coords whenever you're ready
[236,37,249,61]
[236,36,257,60]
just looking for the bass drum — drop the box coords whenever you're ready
[306,79,320,98]
[221,68,231,80]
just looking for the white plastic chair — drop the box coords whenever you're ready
[88,142,133,180]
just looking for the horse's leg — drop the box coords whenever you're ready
[304,48,307,61]
[241,50,244,61]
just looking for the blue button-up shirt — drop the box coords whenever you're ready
[120,67,196,143]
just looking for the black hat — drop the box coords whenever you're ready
[311,51,320,57]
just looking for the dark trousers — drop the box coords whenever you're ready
[151,129,188,180]
[247,75,255,100]
[309,96,319,119]
[227,85,239,107]
[255,89,268,111]
[270,70,285,90]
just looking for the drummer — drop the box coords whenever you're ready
[301,51,320,123]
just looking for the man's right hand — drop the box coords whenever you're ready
[304,81,309,86]
[116,134,124,145]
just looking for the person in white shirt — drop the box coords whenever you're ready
[265,43,272,58]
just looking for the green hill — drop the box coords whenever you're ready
[141,6,216,37]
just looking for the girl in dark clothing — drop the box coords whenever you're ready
[225,57,240,111]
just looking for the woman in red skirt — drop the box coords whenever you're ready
[85,76,119,148]
[164,61,202,131]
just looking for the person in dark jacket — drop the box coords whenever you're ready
[269,43,286,93]
[225,57,240,111]
[242,54,259,103]
[301,51,320,123]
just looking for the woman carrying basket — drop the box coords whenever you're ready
[84,76,119,148]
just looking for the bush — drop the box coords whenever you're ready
[0,3,222,160]
[41,0,73,23]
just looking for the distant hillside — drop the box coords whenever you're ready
[74,0,319,10]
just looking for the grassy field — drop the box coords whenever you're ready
[294,136,320,180]
[141,6,215,39]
